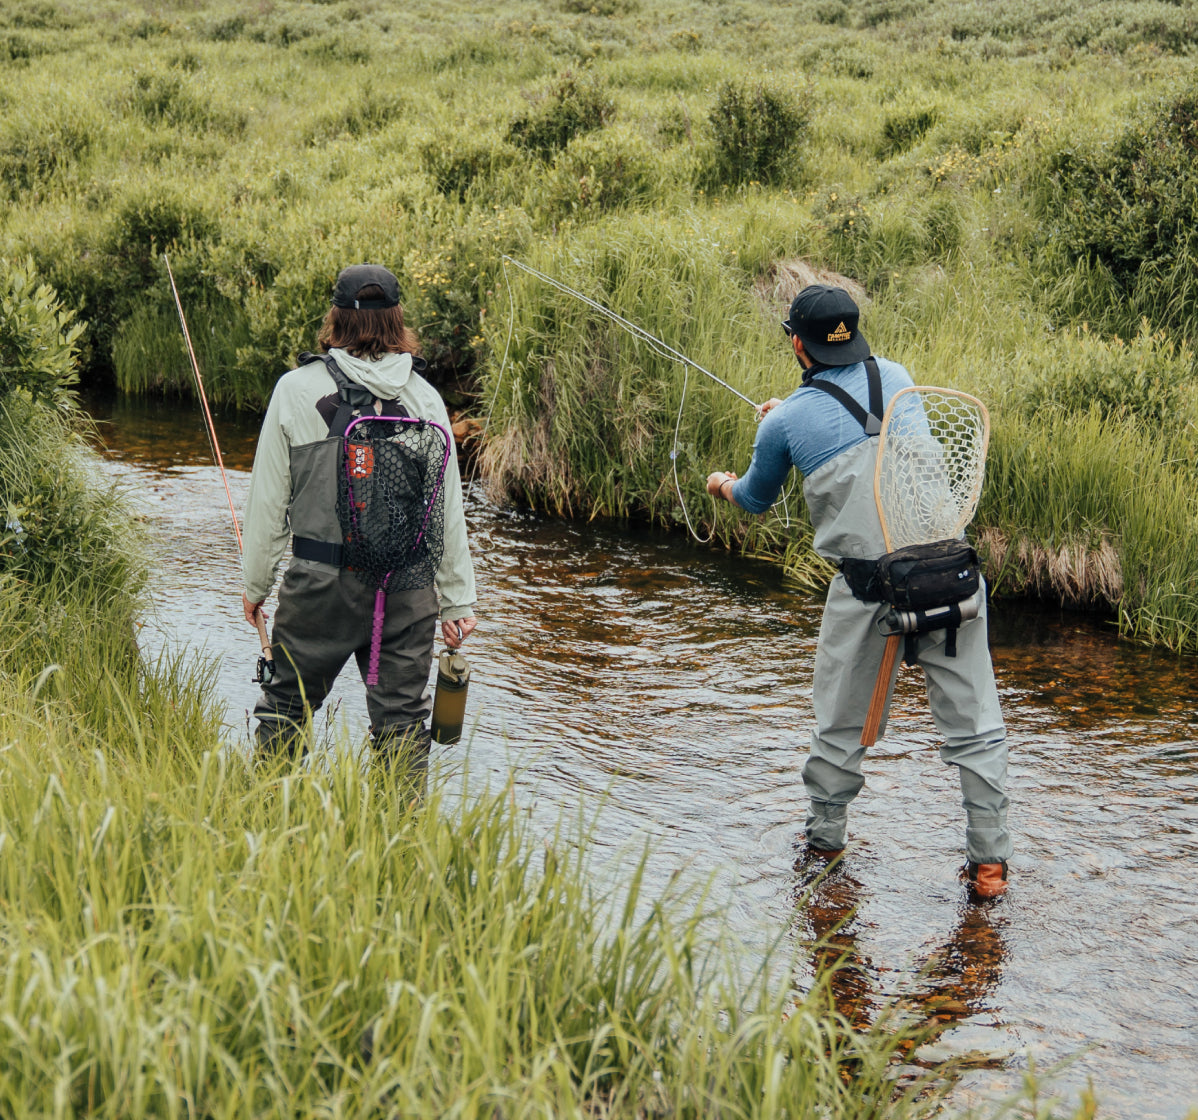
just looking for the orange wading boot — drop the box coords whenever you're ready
[964,861,1009,899]
[809,844,844,861]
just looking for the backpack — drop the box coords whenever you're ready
[297,351,452,684]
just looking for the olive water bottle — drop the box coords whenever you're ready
[431,650,471,744]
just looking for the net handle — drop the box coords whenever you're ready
[871,385,990,553]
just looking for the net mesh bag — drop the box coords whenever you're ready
[338,416,450,594]
[874,387,989,551]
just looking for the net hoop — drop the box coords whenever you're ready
[873,385,990,553]
[339,414,452,594]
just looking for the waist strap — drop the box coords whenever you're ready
[839,556,884,602]
[293,536,344,566]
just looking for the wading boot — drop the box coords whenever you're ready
[963,860,1008,900]
[794,842,846,891]
[808,844,844,861]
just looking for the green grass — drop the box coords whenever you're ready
[0,691,962,1118]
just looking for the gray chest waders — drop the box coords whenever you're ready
[291,352,452,685]
[806,362,984,744]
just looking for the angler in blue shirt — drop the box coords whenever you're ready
[707,285,1011,900]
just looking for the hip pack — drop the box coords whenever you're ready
[841,539,980,658]
[873,539,980,609]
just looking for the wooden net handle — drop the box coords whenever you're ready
[861,633,901,747]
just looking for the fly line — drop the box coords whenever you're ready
[493,255,793,543]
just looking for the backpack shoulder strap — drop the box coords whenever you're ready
[804,357,884,436]
[300,351,408,433]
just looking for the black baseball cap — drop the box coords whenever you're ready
[332,264,400,310]
[782,284,870,365]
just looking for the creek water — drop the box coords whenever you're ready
[86,393,1197,1119]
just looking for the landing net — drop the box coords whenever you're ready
[874,387,989,551]
[339,416,451,594]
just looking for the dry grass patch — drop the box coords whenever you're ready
[753,258,870,317]
[977,526,1124,608]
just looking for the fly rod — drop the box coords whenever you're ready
[500,255,760,409]
[163,253,275,684]
[496,255,794,542]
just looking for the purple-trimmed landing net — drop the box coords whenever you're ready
[338,415,451,685]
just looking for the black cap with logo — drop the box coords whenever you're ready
[332,264,401,310]
[782,284,870,365]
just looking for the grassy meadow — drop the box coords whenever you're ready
[3,4,1195,1115]
[2,0,1198,649]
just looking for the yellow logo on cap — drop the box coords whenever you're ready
[827,321,852,342]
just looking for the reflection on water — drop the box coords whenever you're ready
[84,394,1198,1120]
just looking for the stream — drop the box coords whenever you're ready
[87,392,1197,1119]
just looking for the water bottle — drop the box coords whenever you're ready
[430,650,471,744]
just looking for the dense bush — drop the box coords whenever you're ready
[562,0,640,13]
[543,124,663,215]
[1049,79,1198,337]
[307,89,406,143]
[1018,322,1197,428]
[707,77,811,186]
[879,105,939,156]
[401,208,531,378]
[422,130,518,203]
[0,263,139,626]
[1055,81,1198,281]
[118,67,247,134]
[0,259,83,408]
[0,96,95,198]
[507,71,616,157]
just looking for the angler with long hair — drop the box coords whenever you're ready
[241,265,477,781]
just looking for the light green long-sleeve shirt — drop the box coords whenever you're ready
[241,347,477,621]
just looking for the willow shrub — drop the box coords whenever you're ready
[507,69,616,157]
[0,259,85,407]
[707,76,812,186]
[1039,77,1198,340]
[1015,322,1197,429]
[0,260,192,733]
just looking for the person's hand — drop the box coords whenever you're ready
[706,471,737,499]
[756,397,783,420]
[443,616,477,649]
[243,593,267,627]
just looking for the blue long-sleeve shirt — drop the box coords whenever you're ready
[731,357,914,514]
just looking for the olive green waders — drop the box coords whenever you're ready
[254,560,439,785]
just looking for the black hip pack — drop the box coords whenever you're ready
[874,539,980,610]
[841,539,980,660]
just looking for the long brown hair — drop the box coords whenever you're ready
[317,284,422,360]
